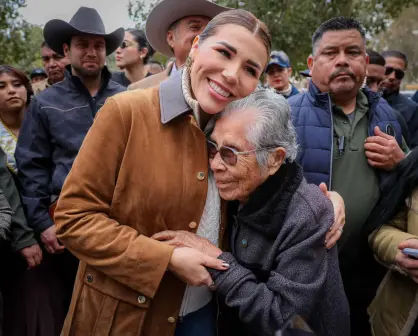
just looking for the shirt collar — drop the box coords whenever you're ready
[332,90,369,116]
[159,69,191,124]
[170,62,178,78]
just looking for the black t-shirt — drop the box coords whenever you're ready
[111,72,131,87]
[111,71,154,88]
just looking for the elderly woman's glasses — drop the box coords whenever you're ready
[207,139,273,166]
[120,40,139,49]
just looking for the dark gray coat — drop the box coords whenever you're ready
[210,163,350,336]
[0,149,34,250]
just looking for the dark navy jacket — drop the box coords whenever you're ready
[288,82,402,189]
[384,91,418,148]
[287,84,300,98]
[412,90,418,104]
[15,67,125,232]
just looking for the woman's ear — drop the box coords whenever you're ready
[189,36,200,60]
[267,148,286,176]
[139,47,149,61]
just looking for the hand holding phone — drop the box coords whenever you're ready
[402,248,418,259]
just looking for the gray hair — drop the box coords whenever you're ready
[221,88,298,167]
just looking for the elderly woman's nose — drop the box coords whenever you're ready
[209,153,226,172]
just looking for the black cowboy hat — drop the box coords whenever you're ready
[43,7,124,56]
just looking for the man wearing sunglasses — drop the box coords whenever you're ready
[381,50,418,148]
[366,49,411,147]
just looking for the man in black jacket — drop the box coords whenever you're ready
[366,49,411,147]
[380,50,418,148]
[14,7,125,331]
[16,6,124,258]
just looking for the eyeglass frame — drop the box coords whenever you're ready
[385,66,405,80]
[206,139,277,166]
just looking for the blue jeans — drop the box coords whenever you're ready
[174,300,217,336]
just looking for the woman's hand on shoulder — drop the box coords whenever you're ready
[319,183,346,249]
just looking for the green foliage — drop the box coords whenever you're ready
[0,0,44,74]
[216,0,418,74]
[128,0,417,75]
[128,0,160,28]
[369,5,418,84]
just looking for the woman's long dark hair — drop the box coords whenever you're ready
[0,65,33,106]
[364,148,418,236]
[126,29,155,64]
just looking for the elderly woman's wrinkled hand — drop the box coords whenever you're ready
[319,183,346,249]
[152,230,223,259]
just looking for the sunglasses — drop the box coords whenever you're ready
[207,139,275,166]
[120,40,139,49]
[385,67,405,80]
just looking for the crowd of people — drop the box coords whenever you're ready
[1,0,418,335]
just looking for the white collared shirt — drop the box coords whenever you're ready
[170,62,178,78]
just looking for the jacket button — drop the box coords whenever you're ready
[197,172,205,181]
[137,295,146,304]
[86,274,93,282]
[168,317,176,323]
[242,239,248,248]
[189,222,197,229]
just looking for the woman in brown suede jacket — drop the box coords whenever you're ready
[54,9,272,336]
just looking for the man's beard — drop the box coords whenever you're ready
[380,86,391,98]
[73,64,102,79]
[379,80,399,97]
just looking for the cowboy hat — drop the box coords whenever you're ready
[145,0,228,57]
[43,7,124,56]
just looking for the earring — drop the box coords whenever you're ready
[186,56,193,68]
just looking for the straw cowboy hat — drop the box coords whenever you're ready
[145,0,228,57]
[43,7,124,56]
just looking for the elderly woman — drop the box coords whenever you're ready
[154,89,350,336]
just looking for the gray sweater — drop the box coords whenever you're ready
[210,163,350,336]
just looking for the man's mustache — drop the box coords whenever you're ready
[329,68,356,81]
